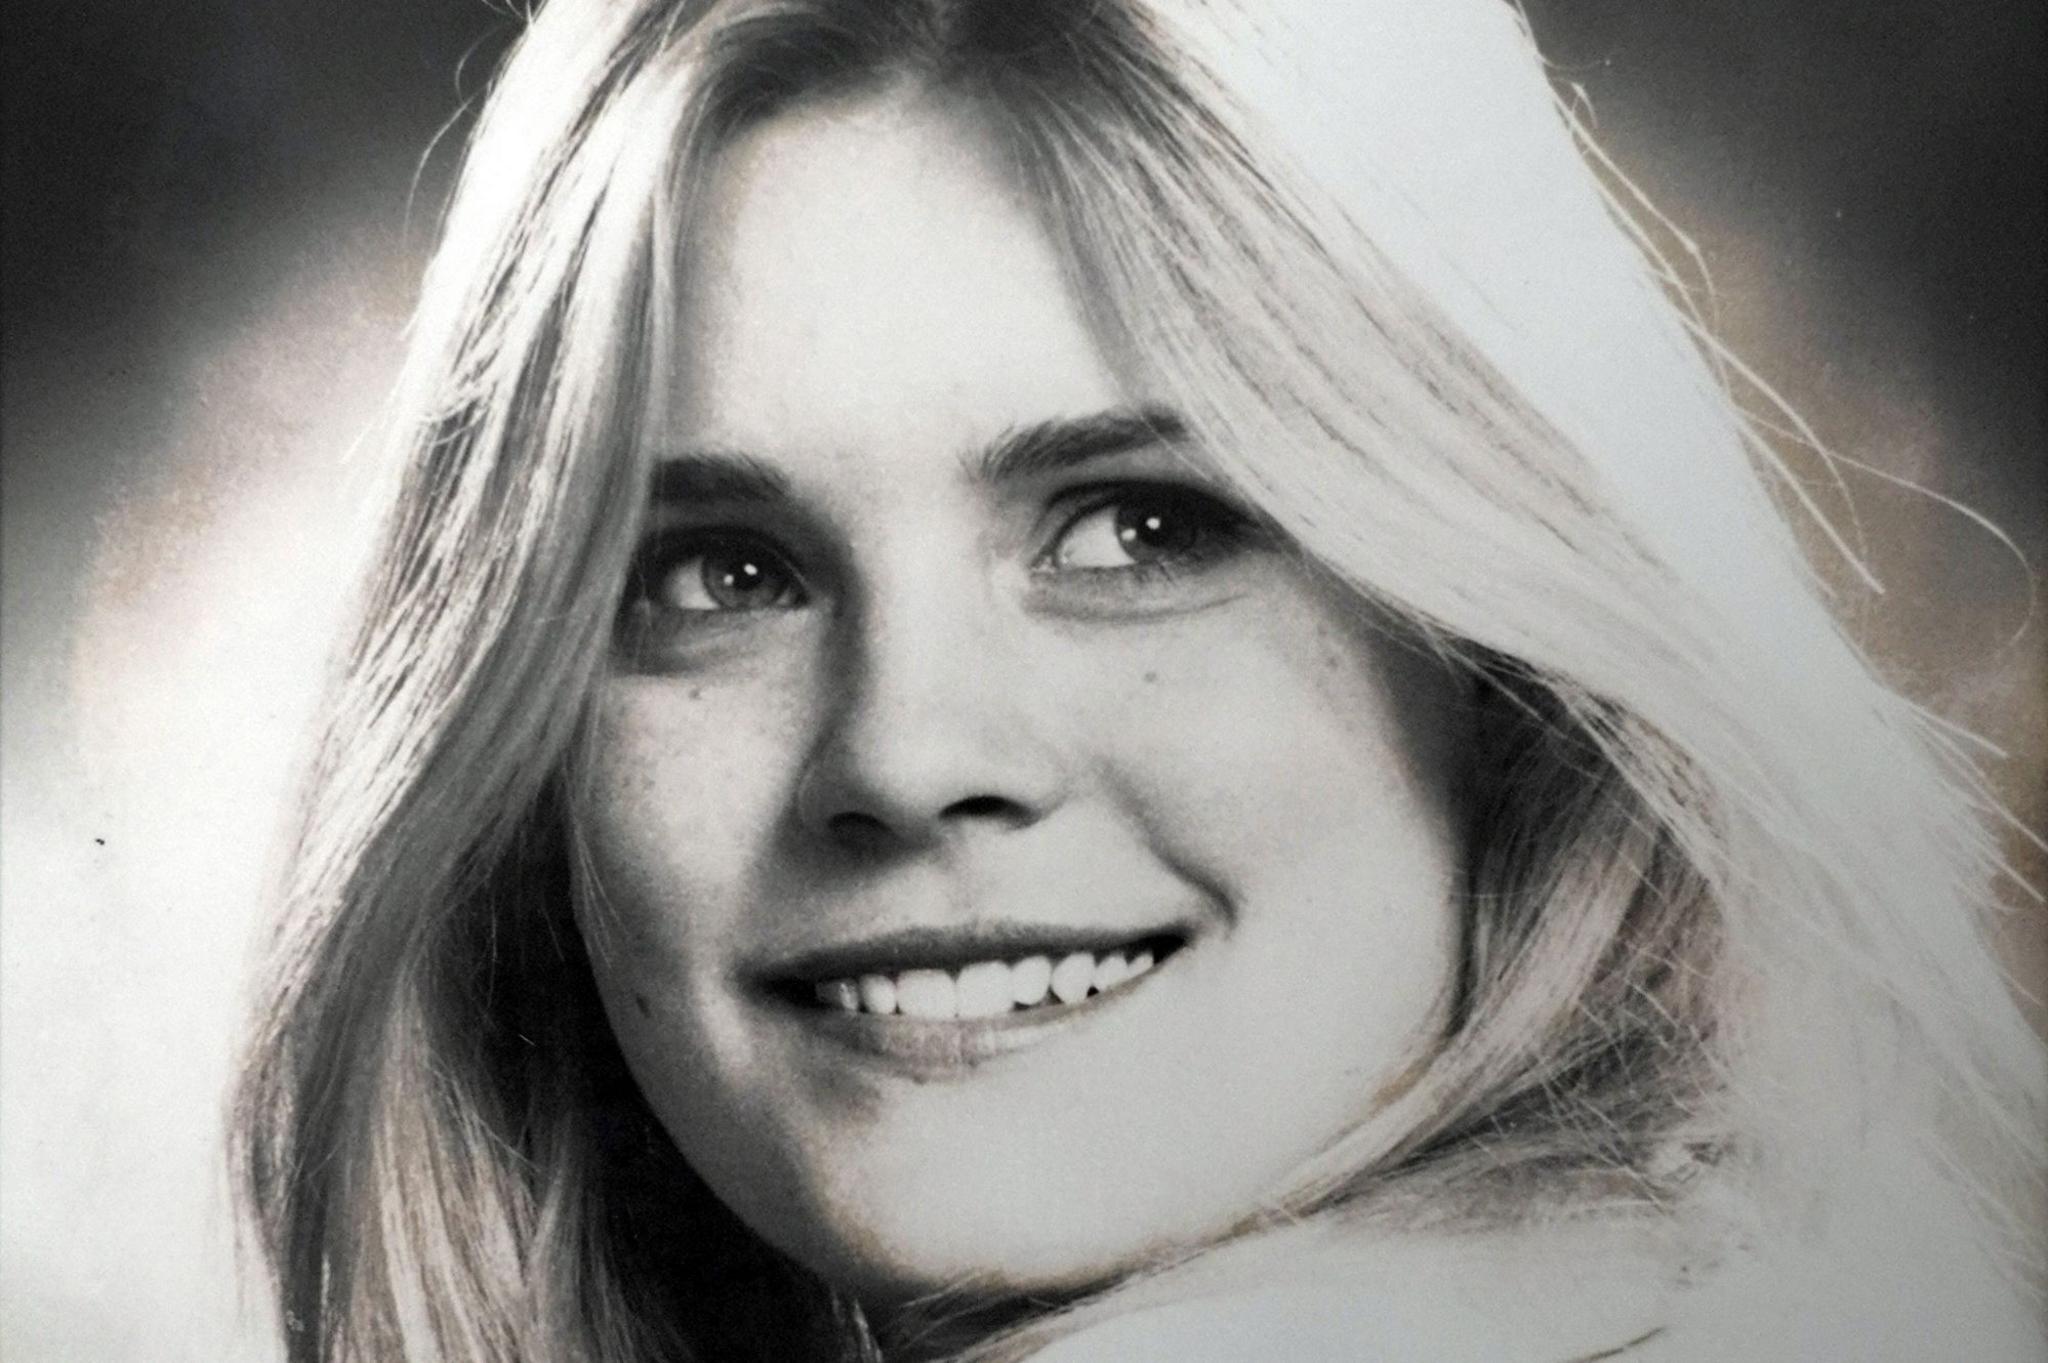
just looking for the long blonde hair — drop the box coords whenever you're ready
[233,1,2044,1359]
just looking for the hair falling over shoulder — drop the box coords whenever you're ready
[231,1,2045,1359]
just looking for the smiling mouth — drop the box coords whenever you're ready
[772,932,1186,1020]
[754,921,1195,1074]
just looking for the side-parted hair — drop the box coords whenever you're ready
[234,1,2045,1359]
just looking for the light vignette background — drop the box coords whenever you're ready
[2,2,2042,1359]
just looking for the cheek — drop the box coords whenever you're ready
[571,677,806,983]
[1093,596,1467,905]
[1071,591,1468,1092]
[568,679,823,1180]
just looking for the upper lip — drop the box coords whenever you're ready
[752,919,1192,986]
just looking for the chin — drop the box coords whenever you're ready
[707,1116,1234,1308]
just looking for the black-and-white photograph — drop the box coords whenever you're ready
[4,2,2043,1359]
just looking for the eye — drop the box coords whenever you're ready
[634,532,806,614]
[1045,486,1247,572]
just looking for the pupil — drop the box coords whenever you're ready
[706,550,780,608]
[1116,500,1197,560]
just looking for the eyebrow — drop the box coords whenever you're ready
[974,405,1188,484]
[647,405,1189,505]
[648,447,790,505]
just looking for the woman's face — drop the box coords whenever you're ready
[576,91,1468,1303]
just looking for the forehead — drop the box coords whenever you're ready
[669,89,1127,470]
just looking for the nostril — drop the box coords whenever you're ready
[825,810,892,848]
[818,794,1034,850]
[943,794,1022,822]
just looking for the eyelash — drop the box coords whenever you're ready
[1033,482,1256,585]
[622,528,808,619]
[616,481,1260,644]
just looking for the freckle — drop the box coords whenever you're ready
[634,993,653,1019]
[1142,671,1159,685]
[688,687,702,701]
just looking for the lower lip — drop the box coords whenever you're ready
[765,954,1182,1079]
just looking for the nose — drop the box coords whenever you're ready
[794,579,1067,854]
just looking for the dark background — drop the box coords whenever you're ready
[1,3,2042,1357]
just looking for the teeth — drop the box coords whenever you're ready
[1010,955,1053,1007]
[895,968,958,1020]
[1090,951,1131,994]
[1050,952,1095,1005]
[857,973,898,1015]
[955,960,1014,1018]
[812,944,1169,1016]
[816,978,861,1012]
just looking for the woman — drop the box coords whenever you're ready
[233,0,2045,1358]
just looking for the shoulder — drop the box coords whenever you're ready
[1641,1130,2045,1363]
[1024,1225,1675,1363]
[1027,1259,2042,1363]
[1021,1281,1506,1363]
[1024,1193,2045,1363]
[1647,1200,2043,1363]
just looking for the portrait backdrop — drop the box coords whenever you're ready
[3,1,2042,1358]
